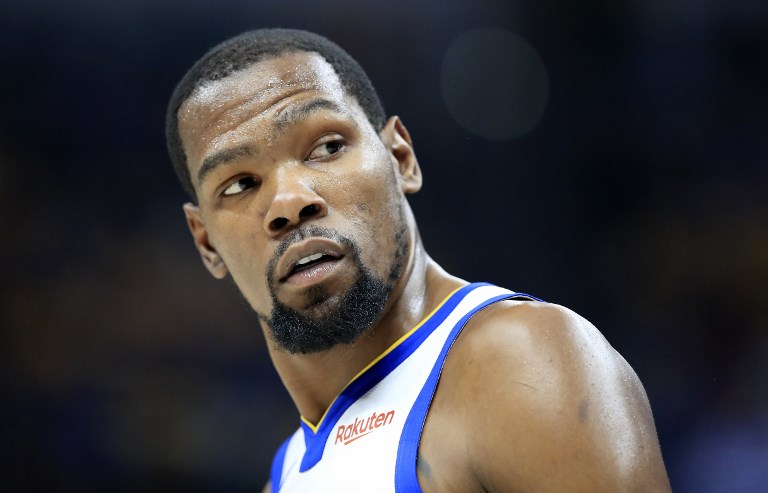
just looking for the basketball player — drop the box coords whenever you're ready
[166,29,671,492]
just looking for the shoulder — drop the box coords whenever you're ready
[455,298,624,393]
[463,296,609,355]
[445,299,626,435]
[432,298,671,491]
[445,299,623,407]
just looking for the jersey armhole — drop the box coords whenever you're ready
[393,292,540,492]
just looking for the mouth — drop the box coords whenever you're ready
[286,252,341,279]
[276,238,347,285]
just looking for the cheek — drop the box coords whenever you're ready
[208,214,274,310]
[338,167,394,227]
[330,166,402,272]
[351,145,398,211]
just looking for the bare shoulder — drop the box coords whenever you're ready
[429,299,671,492]
[456,299,628,393]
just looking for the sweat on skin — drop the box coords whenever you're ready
[171,32,672,491]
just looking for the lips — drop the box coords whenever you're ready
[291,252,338,275]
[276,238,346,283]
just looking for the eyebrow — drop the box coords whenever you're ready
[195,98,345,186]
[197,144,257,185]
[273,98,345,135]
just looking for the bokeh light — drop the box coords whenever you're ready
[441,28,549,140]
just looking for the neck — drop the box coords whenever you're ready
[262,233,464,426]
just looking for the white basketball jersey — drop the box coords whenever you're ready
[269,283,537,493]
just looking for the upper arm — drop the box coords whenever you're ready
[452,301,671,492]
[261,480,271,493]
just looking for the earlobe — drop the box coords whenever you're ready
[182,203,228,279]
[381,116,423,194]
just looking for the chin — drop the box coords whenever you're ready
[266,267,391,355]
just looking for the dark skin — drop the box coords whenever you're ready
[178,51,672,492]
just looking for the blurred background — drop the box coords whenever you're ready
[2,0,766,491]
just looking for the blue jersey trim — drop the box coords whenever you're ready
[394,292,540,492]
[297,283,489,472]
[269,435,292,493]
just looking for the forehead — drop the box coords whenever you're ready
[178,51,353,172]
[187,51,345,112]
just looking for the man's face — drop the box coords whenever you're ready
[177,51,415,353]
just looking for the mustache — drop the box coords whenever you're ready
[265,225,357,288]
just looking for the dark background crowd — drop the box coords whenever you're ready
[2,1,766,491]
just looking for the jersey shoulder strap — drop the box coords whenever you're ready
[394,284,540,492]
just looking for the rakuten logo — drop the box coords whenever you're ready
[334,410,395,446]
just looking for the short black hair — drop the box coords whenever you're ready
[165,28,387,201]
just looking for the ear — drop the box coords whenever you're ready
[182,203,228,279]
[380,116,422,194]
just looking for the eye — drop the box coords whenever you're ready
[307,138,346,161]
[222,176,259,197]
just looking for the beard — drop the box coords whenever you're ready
[261,218,408,354]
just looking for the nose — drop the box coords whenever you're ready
[263,167,328,236]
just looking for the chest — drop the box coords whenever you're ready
[276,336,441,492]
[270,284,518,493]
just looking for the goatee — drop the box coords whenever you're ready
[263,223,407,354]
